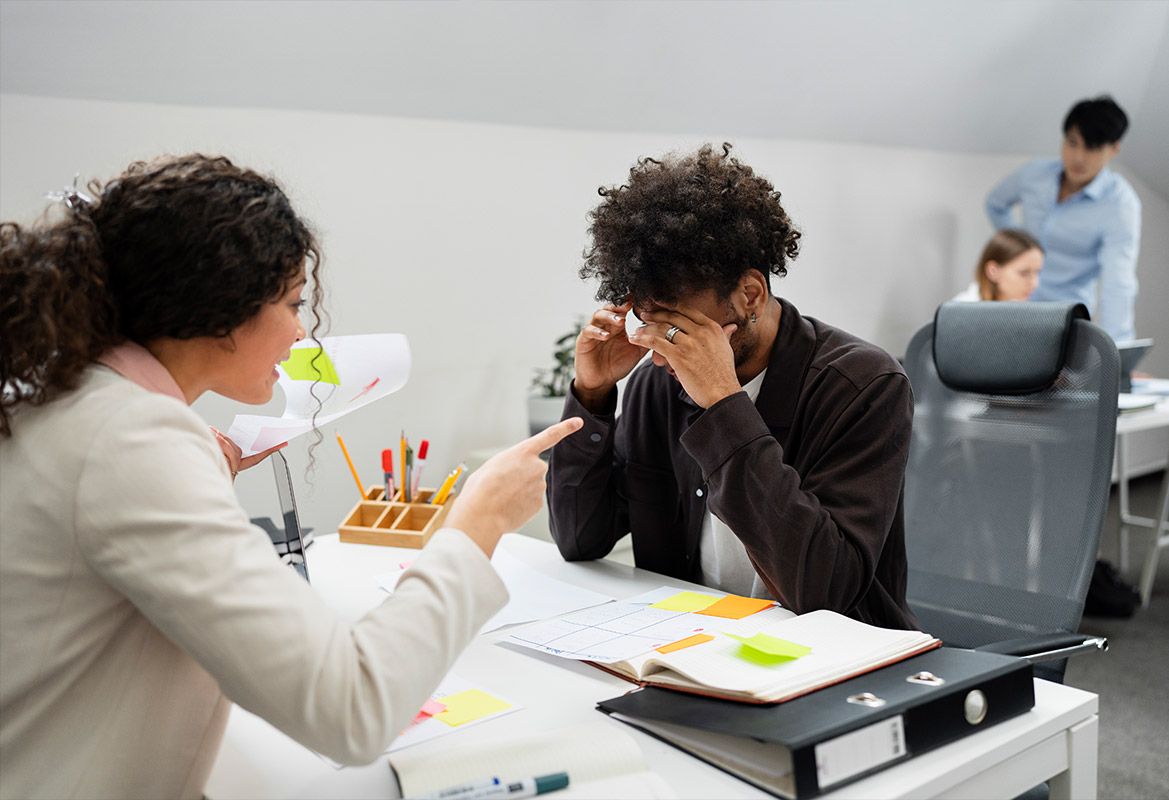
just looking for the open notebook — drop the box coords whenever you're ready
[603,610,938,703]
[507,602,939,705]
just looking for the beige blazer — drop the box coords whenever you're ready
[0,366,507,799]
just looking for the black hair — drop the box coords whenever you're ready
[581,143,801,307]
[0,153,326,437]
[1063,96,1129,148]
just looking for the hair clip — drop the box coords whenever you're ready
[44,174,94,210]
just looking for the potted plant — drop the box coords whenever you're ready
[528,320,583,436]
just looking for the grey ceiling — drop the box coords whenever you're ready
[2,0,1168,199]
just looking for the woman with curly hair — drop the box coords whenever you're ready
[0,154,579,799]
[548,143,918,630]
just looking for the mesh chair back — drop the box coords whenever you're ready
[903,302,1119,683]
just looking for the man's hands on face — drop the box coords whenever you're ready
[633,302,742,409]
[573,301,648,412]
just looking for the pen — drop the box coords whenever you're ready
[381,448,395,501]
[411,439,429,497]
[336,432,365,501]
[412,772,569,800]
[403,442,414,503]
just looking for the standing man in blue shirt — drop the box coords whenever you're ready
[986,96,1141,342]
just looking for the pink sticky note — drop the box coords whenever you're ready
[419,699,446,716]
[408,699,447,727]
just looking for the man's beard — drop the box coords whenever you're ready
[730,312,757,369]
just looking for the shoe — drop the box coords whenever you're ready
[1083,559,1140,618]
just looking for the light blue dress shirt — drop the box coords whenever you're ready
[986,158,1141,342]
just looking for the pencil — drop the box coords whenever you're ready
[400,431,407,502]
[336,432,366,501]
[430,467,458,505]
[431,462,465,505]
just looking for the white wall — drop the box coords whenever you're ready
[3,93,1166,536]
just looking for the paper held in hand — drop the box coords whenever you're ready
[226,333,411,456]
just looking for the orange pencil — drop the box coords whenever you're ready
[431,462,465,505]
[336,432,366,501]
[400,431,407,500]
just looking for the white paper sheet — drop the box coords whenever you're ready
[620,586,702,606]
[314,672,520,767]
[376,549,615,633]
[1131,377,1169,396]
[226,333,410,456]
[502,595,764,664]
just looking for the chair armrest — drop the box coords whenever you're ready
[976,634,1108,664]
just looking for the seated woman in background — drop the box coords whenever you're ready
[951,228,1044,302]
[0,154,580,799]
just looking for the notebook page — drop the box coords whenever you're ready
[643,610,937,698]
[619,604,791,677]
[390,723,647,796]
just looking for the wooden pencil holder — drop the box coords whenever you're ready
[338,486,455,548]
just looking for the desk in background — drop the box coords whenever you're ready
[1114,397,1169,604]
[205,533,1099,800]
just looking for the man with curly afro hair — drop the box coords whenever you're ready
[547,143,918,630]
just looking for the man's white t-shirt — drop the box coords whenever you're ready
[697,368,772,599]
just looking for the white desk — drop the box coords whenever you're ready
[1113,399,1169,604]
[205,534,1099,800]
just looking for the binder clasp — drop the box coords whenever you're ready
[846,692,886,708]
[907,670,945,686]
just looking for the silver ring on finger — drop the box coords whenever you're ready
[665,325,681,343]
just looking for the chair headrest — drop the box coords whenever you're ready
[933,301,1089,394]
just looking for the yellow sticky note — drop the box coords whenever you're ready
[655,633,715,654]
[650,591,719,612]
[697,595,774,620]
[281,347,340,385]
[724,632,812,665]
[433,688,512,727]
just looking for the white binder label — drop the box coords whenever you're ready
[814,714,907,789]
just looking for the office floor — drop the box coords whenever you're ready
[1067,471,1169,800]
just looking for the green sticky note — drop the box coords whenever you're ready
[281,347,340,385]
[724,632,812,665]
[650,591,720,612]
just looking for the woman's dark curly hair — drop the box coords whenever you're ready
[581,143,801,307]
[0,153,326,436]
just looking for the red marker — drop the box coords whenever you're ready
[411,440,429,496]
[381,449,395,501]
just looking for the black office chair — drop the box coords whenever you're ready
[902,301,1117,684]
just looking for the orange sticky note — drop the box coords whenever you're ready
[433,689,512,726]
[650,591,719,612]
[655,633,715,654]
[696,595,774,620]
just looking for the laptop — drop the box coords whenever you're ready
[1117,339,1154,393]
